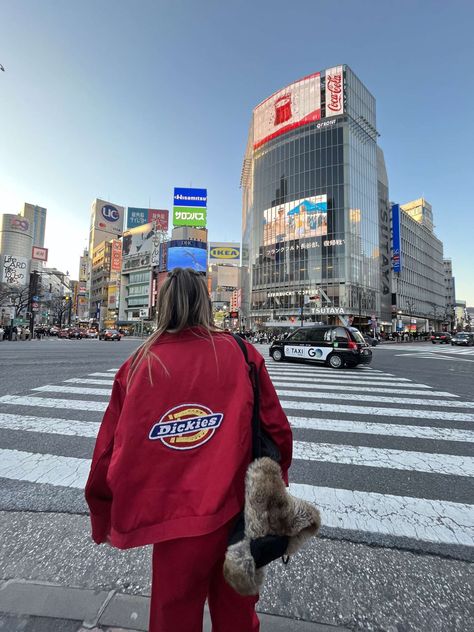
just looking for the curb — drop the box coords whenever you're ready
[0,579,349,631]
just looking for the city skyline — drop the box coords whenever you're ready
[0,0,473,303]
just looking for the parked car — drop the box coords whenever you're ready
[451,332,474,346]
[99,329,121,341]
[49,326,60,336]
[430,332,452,344]
[86,328,98,339]
[58,328,70,339]
[269,325,372,369]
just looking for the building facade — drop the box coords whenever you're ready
[89,240,121,328]
[0,214,33,287]
[20,203,47,248]
[391,200,445,332]
[241,65,380,330]
[443,258,456,330]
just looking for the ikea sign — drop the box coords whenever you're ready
[209,242,240,265]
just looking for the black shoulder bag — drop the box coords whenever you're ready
[229,334,290,568]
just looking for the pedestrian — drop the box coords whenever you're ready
[85,267,293,632]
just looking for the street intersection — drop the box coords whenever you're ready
[0,339,472,631]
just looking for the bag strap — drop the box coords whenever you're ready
[232,334,262,460]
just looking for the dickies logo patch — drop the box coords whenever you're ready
[149,404,224,450]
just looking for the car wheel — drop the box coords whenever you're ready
[432,341,436,344]
[328,353,344,369]
[272,349,283,362]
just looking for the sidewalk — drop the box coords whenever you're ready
[0,579,347,631]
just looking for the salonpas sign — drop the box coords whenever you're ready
[173,207,207,227]
[173,187,207,228]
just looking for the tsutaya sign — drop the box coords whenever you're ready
[312,306,345,315]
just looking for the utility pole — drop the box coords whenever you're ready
[28,271,39,337]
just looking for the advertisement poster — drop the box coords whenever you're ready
[263,195,328,245]
[123,223,157,258]
[325,66,344,116]
[111,240,122,271]
[127,207,169,231]
[32,246,48,262]
[391,203,402,273]
[167,239,207,272]
[172,187,207,228]
[208,242,241,265]
[1,254,29,285]
[253,72,321,149]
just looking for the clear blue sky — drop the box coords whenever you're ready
[1,0,473,303]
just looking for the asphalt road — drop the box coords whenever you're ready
[0,338,473,631]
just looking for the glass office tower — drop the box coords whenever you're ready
[241,65,380,330]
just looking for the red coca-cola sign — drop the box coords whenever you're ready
[326,67,343,115]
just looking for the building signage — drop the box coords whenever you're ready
[172,187,208,228]
[126,207,169,231]
[325,66,344,116]
[167,239,207,272]
[253,72,321,149]
[173,188,207,208]
[173,208,207,227]
[9,217,30,233]
[32,246,48,262]
[209,242,241,265]
[391,203,402,273]
[111,240,122,272]
[93,199,125,237]
[264,194,328,245]
[1,254,29,285]
[313,307,345,315]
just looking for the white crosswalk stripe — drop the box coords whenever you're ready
[0,363,473,554]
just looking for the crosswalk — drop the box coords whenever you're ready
[0,359,473,558]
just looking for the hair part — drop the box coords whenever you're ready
[127,268,219,387]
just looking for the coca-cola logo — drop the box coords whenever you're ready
[327,73,342,112]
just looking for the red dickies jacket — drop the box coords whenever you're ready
[85,329,293,549]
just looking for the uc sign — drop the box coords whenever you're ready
[210,247,240,260]
[101,205,120,222]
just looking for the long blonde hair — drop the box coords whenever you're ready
[127,267,219,386]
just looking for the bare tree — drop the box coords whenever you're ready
[0,283,31,316]
[49,296,70,327]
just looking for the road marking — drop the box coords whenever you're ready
[290,484,474,546]
[33,385,112,396]
[293,440,473,477]
[266,366,385,375]
[107,369,118,372]
[64,378,115,386]
[276,390,472,408]
[266,370,411,382]
[288,416,474,443]
[0,395,107,412]
[89,372,119,378]
[0,448,89,489]
[0,413,100,438]
[394,354,474,364]
[271,382,455,397]
[279,400,474,422]
[267,375,430,388]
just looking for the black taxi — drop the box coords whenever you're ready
[269,325,372,369]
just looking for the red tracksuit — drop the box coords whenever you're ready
[85,328,293,632]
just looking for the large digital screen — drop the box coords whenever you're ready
[253,72,321,149]
[167,239,207,272]
[263,195,328,245]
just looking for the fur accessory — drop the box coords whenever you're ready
[223,457,321,595]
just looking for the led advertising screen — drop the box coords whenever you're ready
[253,72,321,149]
[263,195,328,245]
[167,239,207,273]
[122,222,162,266]
[391,203,402,273]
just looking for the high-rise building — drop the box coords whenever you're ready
[241,65,380,330]
[88,199,125,256]
[443,259,456,329]
[20,203,47,248]
[89,239,122,328]
[0,214,33,287]
[391,200,445,332]
[400,198,433,232]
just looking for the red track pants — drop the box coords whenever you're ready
[149,519,260,632]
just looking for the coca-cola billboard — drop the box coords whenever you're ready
[253,72,321,149]
[325,66,344,116]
